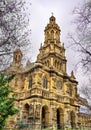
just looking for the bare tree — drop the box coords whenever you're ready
[68,0,91,102]
[69,0,91,72]
[80,79,91,100]
[0,0,31,70]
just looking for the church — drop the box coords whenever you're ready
[6,15,91,129]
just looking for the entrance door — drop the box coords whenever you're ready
[42,106,49,128]
[57,108,64,130]
[57,109,60,129]
[70,111,76,129]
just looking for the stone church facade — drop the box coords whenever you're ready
[6,16,91,129]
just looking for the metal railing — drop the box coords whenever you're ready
[4,123,91,130]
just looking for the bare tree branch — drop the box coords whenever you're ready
[0,0,31,70]
[69,0,91,102]
[69,0,91,72]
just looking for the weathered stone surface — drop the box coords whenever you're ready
[6,15,91,129]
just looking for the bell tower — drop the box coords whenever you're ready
[44,15,60,44]
[37,15,67,74]
[12,49,22,68]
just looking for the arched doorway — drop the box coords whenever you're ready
[42,105,49,128]
[23,104,30,123]
[70,111,76,129]
[57,108,64,130]
[57,109,60,129]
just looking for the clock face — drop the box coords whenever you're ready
[56,80,62,90]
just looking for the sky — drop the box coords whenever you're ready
[28,0,86,90]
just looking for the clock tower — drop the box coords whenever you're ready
[37,15,66,74]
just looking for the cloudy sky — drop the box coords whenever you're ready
[28,0,86,88]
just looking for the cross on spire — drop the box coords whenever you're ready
[51,12,54,16]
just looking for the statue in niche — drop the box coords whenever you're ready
[51,77,56,88]
[35,74,41,84]
[35,104,41,117]
[24,77,28,90]
[34,74,37,83]
[50,44,54,51]
[29,105,34,119]
[56,81,62,90]
[52,107,56,119]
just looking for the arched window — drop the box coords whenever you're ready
[47,32,49,40]
[56,31,59,40]
[57,61,60,69]
[43,77,48,89]
[51,30,54,40]
[18,54,21,61]
[42,106,49,128]
[23,104,30,123]
[15,54,21,62]
[15,55,17,61]
[55,60,57,67]
[67,84,72,96]
[60,63,62,70]
[69,88,72,96]
[47,60,49,67]
[45,61,49,67]
[29,77,32,88]
[56,108,64,130]
[57,109,60,129]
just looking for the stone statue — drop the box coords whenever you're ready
[51,77,55,88]
[35,74,41,83]
[24,77,28,90]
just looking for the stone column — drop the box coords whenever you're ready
[64,110,71,129]
[32,103,41,130]
[52,107,57,130]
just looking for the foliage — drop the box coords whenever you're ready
[0,0,31,70]
[0,73,18,130]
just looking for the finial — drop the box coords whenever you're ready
[62,43,64,48]
[40,43,42,48]
[51,12,54,16]
[71,71,75,79]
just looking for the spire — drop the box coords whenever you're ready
[40,43,42,49]
[62,43,64,49]
[70,71,75,80]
